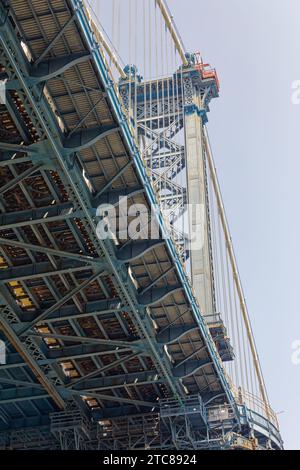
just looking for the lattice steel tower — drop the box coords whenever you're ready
[119,53,233,362]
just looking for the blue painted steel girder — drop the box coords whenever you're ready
[1,341,142,370]
[172,358,212,379]
[138,285,183,307]
[157,323,198,345]
[63,125,120,152]
[4,52,92,88]
[0,371,161,405]
[0,237,104,266]
[93,186,144,207]
[0,202,81,231]
[0,259,96,283]
[30,52,92,82]
[12,298,124,324]
[117,240,165,263]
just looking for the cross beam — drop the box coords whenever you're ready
[0,203,81,230]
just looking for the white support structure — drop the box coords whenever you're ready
[184,107,215,318]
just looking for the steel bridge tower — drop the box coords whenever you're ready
[119,53,232,362]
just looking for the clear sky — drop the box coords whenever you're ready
[168,0,299,450]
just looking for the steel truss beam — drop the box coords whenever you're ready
[157,323,198,345]
[93,160,133,199]
[62,124,120,152]
[66,352,141,388]
[1,343,140,370]
[70,389,157,408]
[5,53,93,89]
[0,156,33,167]
[0,202,81,230]
[17,271,107,335]
[30,53,92,82]
[34,14,77,66]
[0,259,95,283]
[117,240,164,262]
[0,387,49,404]
[173,358,212,378]
[138,285,182,307]
[69,371,163,392]
[0,163,43,195]
[27,332,145,352]
[0,142,37,154]
[92,185,144,207]
[0,237,103,266]
[154,0,187,65]
[0,305,65,409]
[4,91,31,141]
[14,298,123,324]
[0,414,51,432]
[45,343,137,361]
[0,371,161,404]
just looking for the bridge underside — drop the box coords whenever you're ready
[0,0,282,450]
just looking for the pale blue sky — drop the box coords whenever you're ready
[168,0,299,449]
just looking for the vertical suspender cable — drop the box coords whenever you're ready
[203,127,270,416]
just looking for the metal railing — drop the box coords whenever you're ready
[231,384,279,430]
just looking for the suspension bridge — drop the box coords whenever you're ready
[0,0,283,450]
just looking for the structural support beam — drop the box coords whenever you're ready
[0,156,32,167]
[0,142,37,154]
[92,405,150,421]
[0,163,43,195]
[93,160,133,198]
[62,124,120,152]
[138,285,182,307]
[0,371,163,402]
[0,415,51,432]
[0,0,220,407]
[71,371,162,393]
[67,352,141,388]
[0,387,49,404]
[18,271,105,335]
[172,358,212,378]
[5,91,31,141]
[139,267,175,296]
[0,309,65,409]
[70,389,156,408]
[16,298,123,324]
[34,14,77,66]
[0,237,104,266]
[156,323,198,345]
[0,343,138,369]
[0,203,80,230]
[28,332,145,351]
[92,185,144,207]
[45,343,136,362]
[0,259,93,283]
[117,240,164,263]
[204,392,226,406]
[30,53,92,83]
[0,377,45,389]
